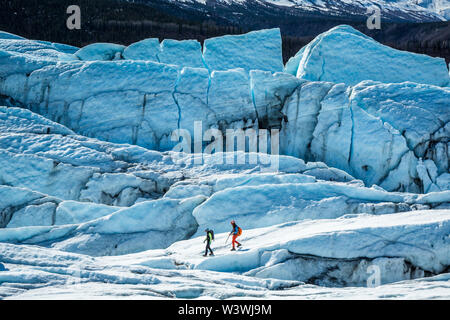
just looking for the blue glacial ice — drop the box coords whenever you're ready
[122,38,160,61]
[0,27,448,195]
[159,39,204,68]
[0,26,449,299]
[74,43,125,61]
[285,25,450,87]
[203,28,284,73]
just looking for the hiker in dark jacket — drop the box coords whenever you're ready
[203,228,214,257]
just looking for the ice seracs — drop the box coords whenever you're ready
[285,25,450,87]
[0,36,78,62]
[124,38,205,68]
[1,27,447,193]
[280,80,450,192]
[159,39,204,68]
[122,38,160,61]
[74,43,125,61]
[2,58,447,192]
[0,26,448,299]
[101,28,284,72]
[203,28,284,73]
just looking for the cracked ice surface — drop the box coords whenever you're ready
[0,106,448,256]
[280,80,450,192]
[1,30,448,192]
[0,26,449,299]
[285,25,450,87]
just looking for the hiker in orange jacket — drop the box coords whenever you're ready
[229,220,242,251]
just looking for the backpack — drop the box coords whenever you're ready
[237,226,242,236]
[208,229,215,241]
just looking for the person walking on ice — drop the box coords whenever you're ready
[229,220,242,251]
[203,228,214,257]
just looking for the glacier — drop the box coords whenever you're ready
[285,25,450,87]
[74,43,125,61]
[1,25,448,193]
[0,25,449,299]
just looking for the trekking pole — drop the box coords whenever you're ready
[225,233,230,245]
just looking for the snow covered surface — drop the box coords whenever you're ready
[0,27,448,299]
[1,209,450,299]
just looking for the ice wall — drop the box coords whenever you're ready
[0,28,448,193]
[285,25,450,87]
